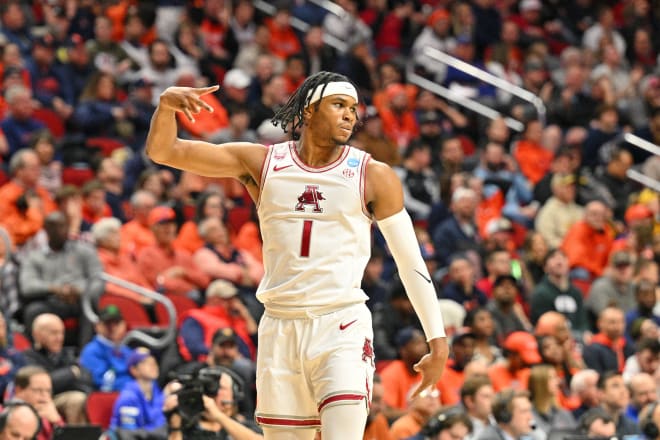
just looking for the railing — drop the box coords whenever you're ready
[253,0,347,52]
[623,132,660,192]
[421,47,547,125]
[407,70,524,132]
[83,273,177,350]
[0,227,11,273]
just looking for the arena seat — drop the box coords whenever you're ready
[11,331,31,351]
[62,165,95,187]
[86,137,125,157]
[98,294,152,330]
[32,107,65,139]
[85,391,120,429]
[155,294,198,327]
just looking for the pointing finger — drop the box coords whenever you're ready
[196,85,220,96]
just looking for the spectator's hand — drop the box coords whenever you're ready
[116,59,132,75]
[35,399,62,423]
[52,97,73,120]
[159,86,218,122]
[111,107,127,120]
[228,297,250,318]
[163,266,187,278]
[202,395,224,422]
[163,393,179,413]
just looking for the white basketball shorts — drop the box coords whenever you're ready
[254,302,375,429]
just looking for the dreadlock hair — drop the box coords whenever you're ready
[271,71,359,140]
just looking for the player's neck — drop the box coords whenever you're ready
[295,137,344,168]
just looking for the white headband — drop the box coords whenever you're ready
[306,81,358,106]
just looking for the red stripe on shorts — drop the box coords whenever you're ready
[317,393,365,413]
[255,416,321,427]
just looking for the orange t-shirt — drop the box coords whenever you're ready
[437,361,465,405]
[560,220,615,278]
[380,360,420,410]
[378,109,419,148]
[488,362,531,392]
[0,181,57,246]
[97,248,152,303]
[513,140,553,185]
[173,221,205,255]
[120,220,155,259]
[176,94,229,139]
[266,19,302,60]
[363,413,394,440]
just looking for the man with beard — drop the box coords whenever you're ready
[19,211,104,346]
[487,275,531,340]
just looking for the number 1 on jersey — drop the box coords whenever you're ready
[300,220,313,257]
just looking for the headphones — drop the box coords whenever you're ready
[199,366,246,405]
[420,407,469,437]
[0,401,42,439]
[642,401,659,440]
[492,390,516,425]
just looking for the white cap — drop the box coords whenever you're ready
[206,279,238,299]
[520,0,542,11]
[223,69,251,89]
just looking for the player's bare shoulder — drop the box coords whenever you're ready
[364,158,404,218]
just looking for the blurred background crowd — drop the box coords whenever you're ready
[0,0,659,439]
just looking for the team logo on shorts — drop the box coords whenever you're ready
[295,185,325,213]
[362,337,374,367]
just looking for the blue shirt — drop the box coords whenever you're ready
[110,379,166,430]
[79,336,134,391]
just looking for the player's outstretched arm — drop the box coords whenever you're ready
[146,85,266,179]
[367,160,449,398]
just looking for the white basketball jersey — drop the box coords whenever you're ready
[256,141,372,314]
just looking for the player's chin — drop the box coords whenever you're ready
[334,132,352,144]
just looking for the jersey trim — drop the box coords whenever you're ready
[289,142,349,173]
[317,393,366,413]
[255,415,321,428]
[359,153,371,218]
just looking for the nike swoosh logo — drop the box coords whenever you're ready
[414,269,432,284]
[339,319,358,330]
[273,164,292,171]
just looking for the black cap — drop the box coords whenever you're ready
[212,327,237,346]
[493,274,518,288]
[99,304,123,323]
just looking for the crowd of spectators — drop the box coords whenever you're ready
[0,0,659,439]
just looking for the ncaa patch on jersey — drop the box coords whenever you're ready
[347,158,359,167]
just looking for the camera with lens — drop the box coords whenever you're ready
[171,365,247,430]
[172,368,223,426]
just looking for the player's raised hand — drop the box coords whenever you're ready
[159,85,219,122]
[409,337,449,400]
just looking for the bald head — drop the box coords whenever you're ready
[0,404,40,440]
[31,313,64,353]
[535,311,570,342]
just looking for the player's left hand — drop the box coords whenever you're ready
[410,336,449,399]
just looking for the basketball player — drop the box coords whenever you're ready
[146,71,449,440]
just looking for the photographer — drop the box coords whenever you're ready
[407,407,473,440]
[163,367,262,440]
